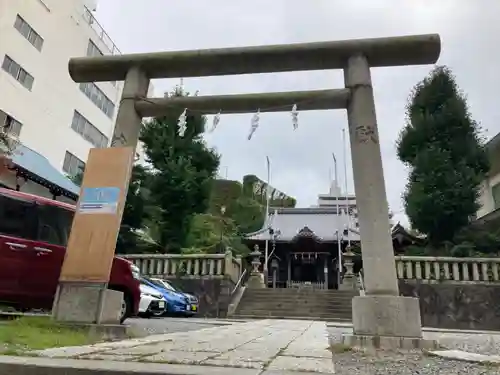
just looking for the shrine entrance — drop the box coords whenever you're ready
[284,226,339,289]
[290,251,329,285]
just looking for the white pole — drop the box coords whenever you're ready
[264,156,271,283]
[342,128,351,247]
[332,152,342,288]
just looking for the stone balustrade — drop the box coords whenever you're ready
[394,256,500,283]
[121,250,242,284]
[122,252,500,286]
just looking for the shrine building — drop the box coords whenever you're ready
[244,181,421,289]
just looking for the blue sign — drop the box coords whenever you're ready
[79,187,120,214]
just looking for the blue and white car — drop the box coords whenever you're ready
[141,277,196,316]
[138,283,167,318]
[150,278,199,316]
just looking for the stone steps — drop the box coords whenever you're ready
[236,305,352,313]
[233,313,353,322]
[236,301,353,311]
[238,298,354,305]
[244,289,356,296]
[236,306,352,313]
[233,288,355,321]
[236,310,352,319]
[236,303,352,311]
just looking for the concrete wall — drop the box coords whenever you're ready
[399,280,500,331]
[167,277,235,318]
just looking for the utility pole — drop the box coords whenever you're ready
[332,152,342,287]
[263,156,271,286]
[342,128,351,247]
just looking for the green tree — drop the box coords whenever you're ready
[68,164,153,254]
[140,89,220,252]
[115,165,155,253]
[67,166,84,186]
[227,196,265,234]
[184,213,249,255]
[396,66,489,246]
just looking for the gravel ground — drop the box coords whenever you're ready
[425,331,500,356]
[332,351,499,374]
[329,327,500,374]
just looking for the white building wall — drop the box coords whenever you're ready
[477,172,500,218]
[0,0,148,179]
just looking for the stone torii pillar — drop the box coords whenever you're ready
[67,34,441,349]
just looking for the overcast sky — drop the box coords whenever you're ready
[95,0,500,225]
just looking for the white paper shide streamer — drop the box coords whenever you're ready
[209,111,221,133]
[291,104,298,130]
[248,109,260,140]
[178,108,187,136]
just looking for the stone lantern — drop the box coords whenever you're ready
[340,245,357,291]
[247,244,265,289]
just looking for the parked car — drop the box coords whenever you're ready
[150,277,199,316]
[141,277,194,316]
[0,188,141,323]
[138,283,167,318]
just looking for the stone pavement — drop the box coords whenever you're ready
[14,319,500,374]
[33,319,334,373]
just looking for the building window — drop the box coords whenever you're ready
[0,110,22,137]
[79,82,115,118]
[492,183,500,210]
[71,111,108,148]
[1,55,34,90]
[86,40,117,87]
[87,40,103,57]
[63,151,85,177]
[14,15,44,51]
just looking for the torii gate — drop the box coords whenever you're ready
[62,34,441,349]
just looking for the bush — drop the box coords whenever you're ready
[450,242,474,257]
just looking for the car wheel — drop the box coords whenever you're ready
[120,292,132,324]
[152,309,163,317]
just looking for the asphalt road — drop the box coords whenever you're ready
[125,317,233,337]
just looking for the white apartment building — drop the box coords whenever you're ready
[316,181,357,213]
[0,0,148,201]
[477,133,500,220]
[314,180,396,229]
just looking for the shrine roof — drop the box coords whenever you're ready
[245,207,360,242]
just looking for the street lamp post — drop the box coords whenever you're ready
[332,152,343,288]
[263,156,271,285]
[220,205,226,252]
[342,128,351,248]
[335,230,343,288]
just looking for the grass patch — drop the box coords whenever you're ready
[328,343,353,353]
[0,316,100,354]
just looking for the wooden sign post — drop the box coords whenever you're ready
[52,147,134,324]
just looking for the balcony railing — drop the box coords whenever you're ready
[81,6,121,56]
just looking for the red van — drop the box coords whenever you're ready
[0,188,140,323]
